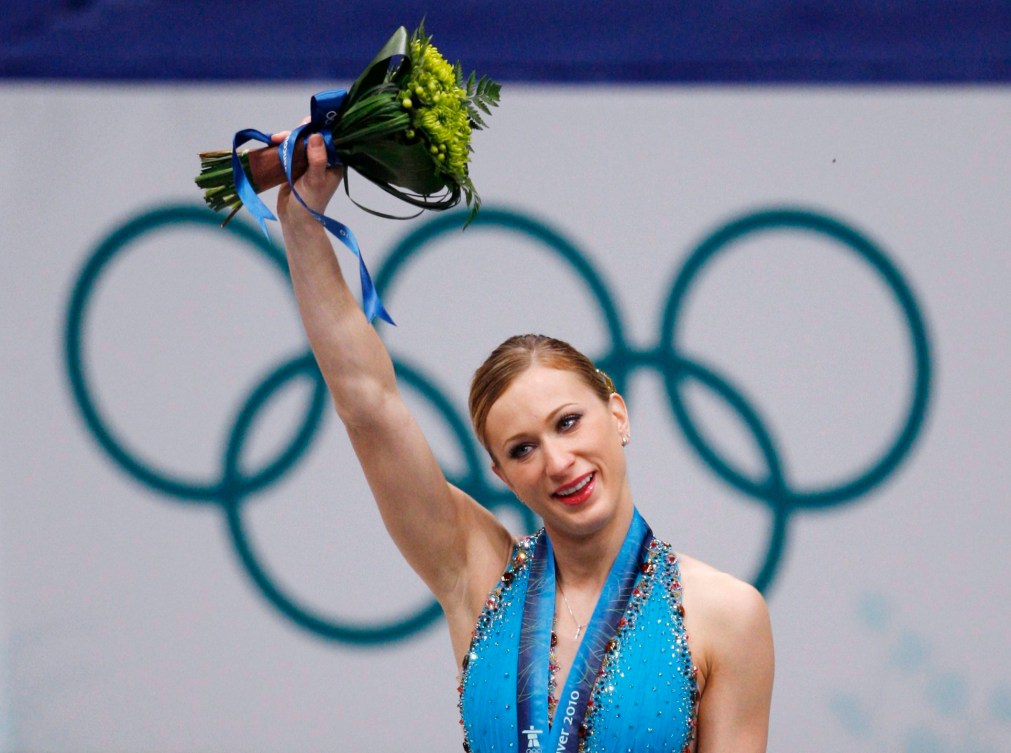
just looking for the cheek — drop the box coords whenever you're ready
[499,467,541,502]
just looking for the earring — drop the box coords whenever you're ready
[620,433,630,447]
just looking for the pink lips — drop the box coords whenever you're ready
[552,472,596,506]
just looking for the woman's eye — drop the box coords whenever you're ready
[558,413,581,431]
[509,443,533,460]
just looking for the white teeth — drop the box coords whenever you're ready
[557,474,592,497]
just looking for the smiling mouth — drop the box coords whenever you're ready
[552,472,595,505]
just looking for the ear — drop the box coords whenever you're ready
[491,462,514,492]
[608,392,630,436]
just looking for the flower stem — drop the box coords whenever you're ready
[195,136,310,218]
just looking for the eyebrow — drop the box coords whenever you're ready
[498,402,580,453]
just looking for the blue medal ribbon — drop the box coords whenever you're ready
[229,89,395,325]
[516,509,654,753]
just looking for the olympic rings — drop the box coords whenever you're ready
[64,203,931,642]
[656,209,931,589]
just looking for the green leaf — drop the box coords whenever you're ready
[342,139,448,195]
[468,108,488,130]
[333,113,411,146]
[346,26,410,105]
[338,87,399,122]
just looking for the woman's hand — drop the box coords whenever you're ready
[273,126,343,226]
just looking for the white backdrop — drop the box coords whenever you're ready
[1,84,1009,752]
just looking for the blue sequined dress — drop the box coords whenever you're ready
[459,530,699,752]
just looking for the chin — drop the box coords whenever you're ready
[547,494,623,538]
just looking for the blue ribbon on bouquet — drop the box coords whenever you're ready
[229,89,395,326]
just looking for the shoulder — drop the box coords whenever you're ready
[672,553,775,748]
[674,553,773,686]
[676,553,768,628]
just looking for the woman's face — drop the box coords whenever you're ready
[484,364,631,540]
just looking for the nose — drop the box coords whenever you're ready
[542,438,574,479]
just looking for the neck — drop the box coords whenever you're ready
[548,500,635,592]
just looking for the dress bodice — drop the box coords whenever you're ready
[459,531,699,753]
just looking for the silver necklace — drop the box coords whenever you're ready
[558,584,586,640]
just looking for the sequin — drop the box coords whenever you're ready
[459,533,699,753]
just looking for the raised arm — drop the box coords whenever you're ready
[275,132,512,623]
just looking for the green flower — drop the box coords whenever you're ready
[394,23,499,222]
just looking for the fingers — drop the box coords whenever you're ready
[271,117,312,143]
[306,132,328,169]
[289,132,342,216]
[274,123,341,221]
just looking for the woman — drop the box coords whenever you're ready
[275,131,774,752]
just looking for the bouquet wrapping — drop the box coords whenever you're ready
[194,24,500,324]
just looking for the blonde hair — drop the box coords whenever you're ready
[468,334,614,454]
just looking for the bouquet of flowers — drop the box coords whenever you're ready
[193,23,500,322]
[196,23,499,223]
